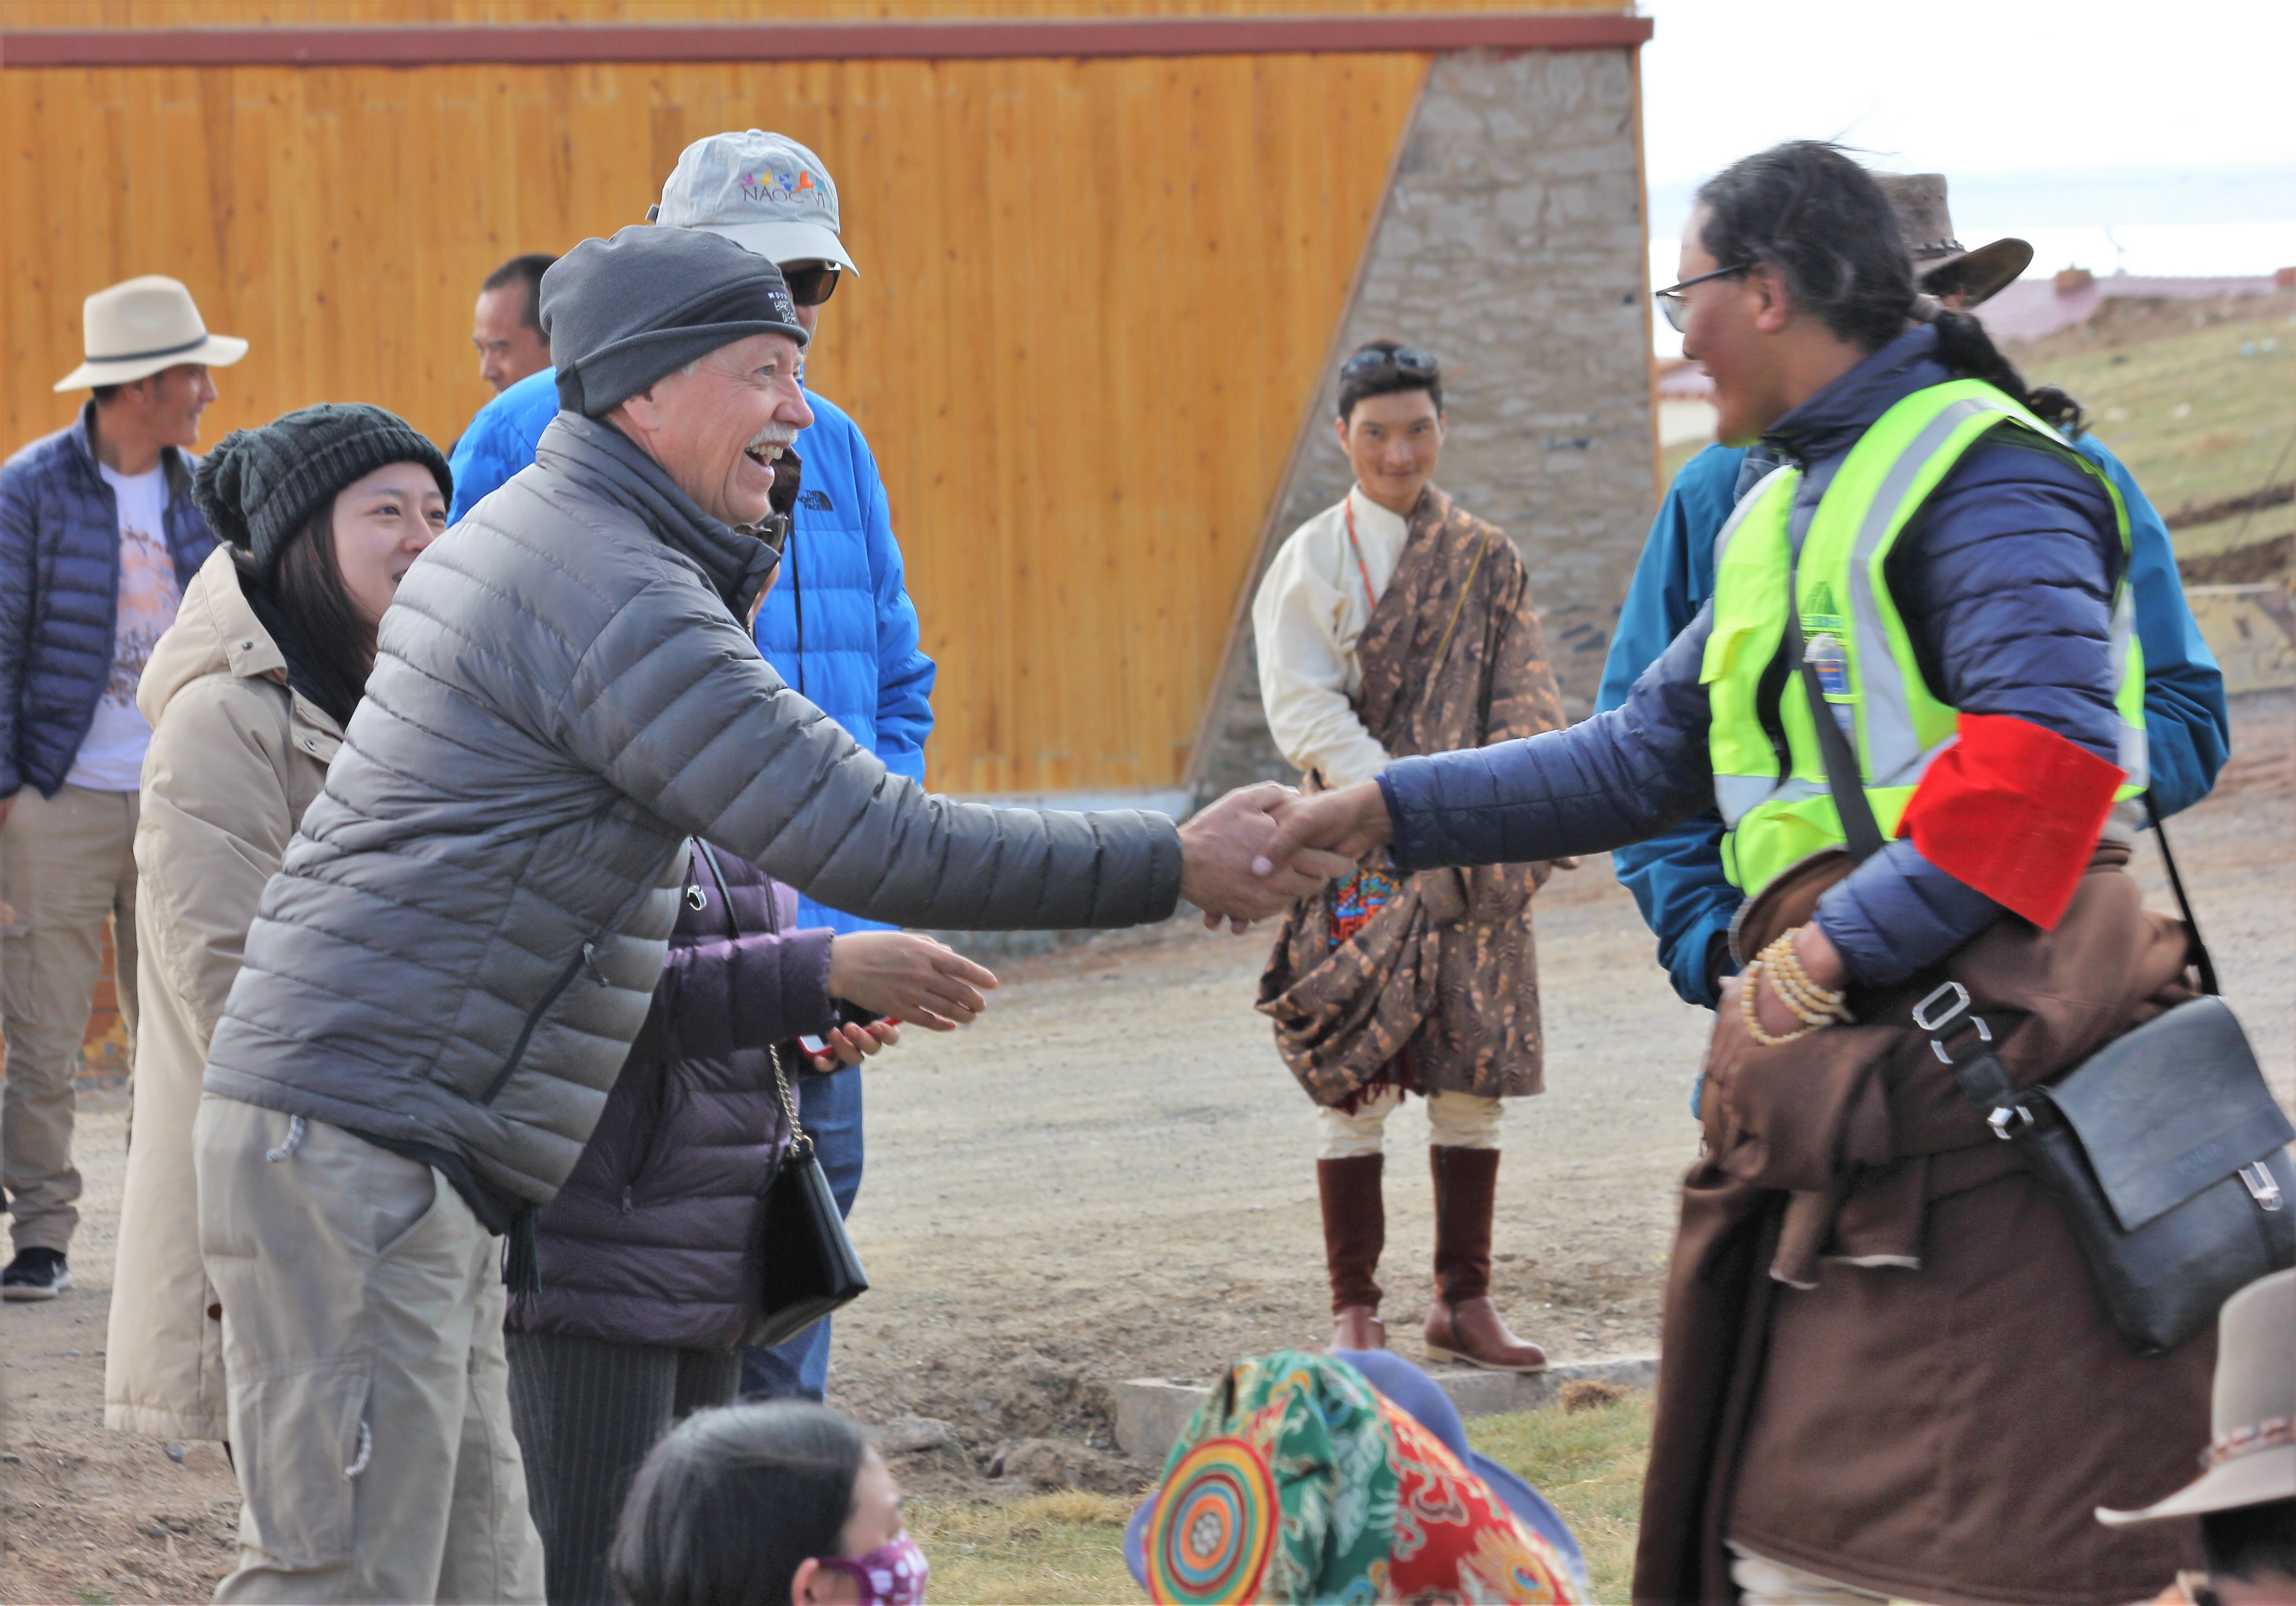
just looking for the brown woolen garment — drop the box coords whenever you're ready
[1256,485,1567,1107]
[1633,845,2216,1606]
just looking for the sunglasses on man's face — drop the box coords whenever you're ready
[1340,344,1439,381]
[1653,263,1754,333]
[779,262,841,308]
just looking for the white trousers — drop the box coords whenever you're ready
[1729,1545,1932,1606]
[1317,1086,1501,1159]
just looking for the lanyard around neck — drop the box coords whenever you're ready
[1342,494,1381,614]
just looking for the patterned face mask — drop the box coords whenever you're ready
[812,1532,929,1606]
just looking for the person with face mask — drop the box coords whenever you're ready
[1250,340,1570,1373]
[609,1401,929,1606]
[1256,141,2225,1606]
[104,405,453,1445]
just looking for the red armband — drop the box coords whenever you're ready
[1898,712,2123,930]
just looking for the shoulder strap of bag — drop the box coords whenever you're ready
[2140,793,2219,997]
[1784,567,1887,862]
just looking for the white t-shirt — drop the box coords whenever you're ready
[65,463,183,791]
[1248,485,1410,789]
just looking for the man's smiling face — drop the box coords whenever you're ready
[616,333,815,527]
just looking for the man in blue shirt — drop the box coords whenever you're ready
[1601,174,2228,1011]
[445,131,936,1402]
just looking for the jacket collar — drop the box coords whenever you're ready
[71,398,196,503]
[1760,323,1954,474]
[535,413,779,619]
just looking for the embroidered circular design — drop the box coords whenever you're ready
[1147,1436,1278,1604]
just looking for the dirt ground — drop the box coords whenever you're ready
[4,691,2291,1603]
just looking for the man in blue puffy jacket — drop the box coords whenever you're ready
[1,276,240,1298]
[1600,174,2227,1010]
[445,131,935,1402]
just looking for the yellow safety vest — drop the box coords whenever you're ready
[1703,379,2148,901]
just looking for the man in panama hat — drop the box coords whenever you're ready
[0,275,244,1299]
[2103,1269,2296,1602]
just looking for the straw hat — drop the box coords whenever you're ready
[1873,174,2033,310]
[2097,1268,2296,1526]
[53,275,247,392]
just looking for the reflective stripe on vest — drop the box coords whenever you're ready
[1706,380,2146,899]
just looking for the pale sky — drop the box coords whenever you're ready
[1636,0,2296,351]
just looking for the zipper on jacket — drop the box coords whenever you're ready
[480,940,596,1105]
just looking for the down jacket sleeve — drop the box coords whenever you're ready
[558,573,1182,932]
[0,456,35,799]
[623,926,838,1063]
[855,430,936,786]
[135,676,304,1041]
[2075,434,2227,818]
[1597,444,1748,1006]
[1380,607,1720,872]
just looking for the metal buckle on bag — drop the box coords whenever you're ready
[1986,1103,2034,1141]
[1913,980,1972,1033]
[2240,1162,2285,1211]
[1914,981,1993,1065]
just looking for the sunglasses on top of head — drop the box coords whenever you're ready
[779,262,842,308]
[1653,262,1755,333]
[1340,344,1439,381]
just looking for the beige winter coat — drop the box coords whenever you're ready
[103,546,342,1441]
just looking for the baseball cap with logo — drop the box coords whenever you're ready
[650,130,859,276]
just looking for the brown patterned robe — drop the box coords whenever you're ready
[1256,485,1567,1107]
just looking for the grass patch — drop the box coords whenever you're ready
[909,1397,1655,1603]
[1468,1391,1655,1602]
[2008,296,2296,529]
[911,1489,1138,1605]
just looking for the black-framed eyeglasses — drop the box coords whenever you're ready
[780,262,841,308]
[1653,263,1753,333]
[1340,344,1439,381]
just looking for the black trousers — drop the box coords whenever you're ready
[506,1330,743,1606]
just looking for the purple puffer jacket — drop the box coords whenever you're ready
[507,842,842,1351]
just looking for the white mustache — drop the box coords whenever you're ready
[746,425,800,459]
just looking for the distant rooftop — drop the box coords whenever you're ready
[1975,268,2294,345]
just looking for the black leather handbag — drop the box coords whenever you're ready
[746,1042,872,1349]
[1793,632,2296,1354]
[687,840,871,1350]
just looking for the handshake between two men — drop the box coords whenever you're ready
[1173,779,1396,931]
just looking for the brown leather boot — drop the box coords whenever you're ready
[1423,1146,1547,1372]
[1318,1154,1386,1350]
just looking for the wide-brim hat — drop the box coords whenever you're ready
[2097,1268,2296,1526]
[1873,173,2032,310]
[54,274,247,392]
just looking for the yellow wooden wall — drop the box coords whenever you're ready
[1,1,1622,793]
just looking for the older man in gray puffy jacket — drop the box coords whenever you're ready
[188,225,1340,1604]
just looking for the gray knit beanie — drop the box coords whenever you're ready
[194,403,452,582]
[539,225,808,418]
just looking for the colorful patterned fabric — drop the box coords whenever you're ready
[1329,864,1404,949]
[1147,1350,1580,1605]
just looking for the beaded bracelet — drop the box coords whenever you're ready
[1740,961,1821,1046]
[1760,929,1854,1024]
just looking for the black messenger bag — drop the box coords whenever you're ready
[1792,618,2295,1356]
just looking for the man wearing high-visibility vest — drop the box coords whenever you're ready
[1255,142,2217,1606]
[1599,173,2225,1009]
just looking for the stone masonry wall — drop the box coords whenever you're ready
[1191,47,1655,803]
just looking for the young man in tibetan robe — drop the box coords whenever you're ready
[1253,341,1567,1371]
